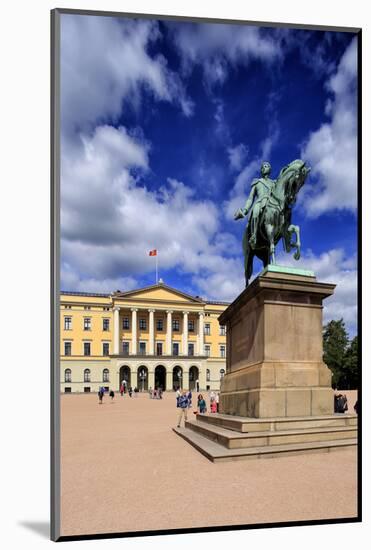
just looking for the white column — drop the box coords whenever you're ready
[148,309,155,355]
[166,310,173,355]
[131,308,138,355]
[182,311,189,355]
[198,312,204,356]
[113,307,120,354]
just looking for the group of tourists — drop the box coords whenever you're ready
[148,387,163,399]
[175,387,220,427]
[119,383,140,397]
[334,392,348,413]
[98,387,115,404]
[98,383,141,403]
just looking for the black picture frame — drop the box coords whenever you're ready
[51,8,362,542]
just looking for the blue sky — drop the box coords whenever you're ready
[60,14,358,335]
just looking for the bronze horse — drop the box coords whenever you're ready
[236,159,311,286]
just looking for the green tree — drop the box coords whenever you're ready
[323,319,349,388]
[344,335,358,389]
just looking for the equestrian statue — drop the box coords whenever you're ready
[234,159,311,286]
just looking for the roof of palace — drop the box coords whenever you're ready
[60,283,230,306]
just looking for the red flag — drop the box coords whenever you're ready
[149,249,157,256]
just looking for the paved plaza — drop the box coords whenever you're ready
[60,391,357,537]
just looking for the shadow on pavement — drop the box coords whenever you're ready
[18,521,50,539]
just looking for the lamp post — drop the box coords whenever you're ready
[177,368,182,390]
[139,368,147,392]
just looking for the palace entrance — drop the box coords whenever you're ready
[138,366,148,392]
[189,366,199,391]
[172,366,183,391]
[119,366,131,389]
[155,365,166,390]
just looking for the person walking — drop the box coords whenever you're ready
[98,387,104,404]
[128,386,133,398]
[187,390,192,410]
[176,387,181,408]
[149,387,153,399]
[215,392,220,413]
[109,389,115,402]
[119,383,124,397]
[210,398,217,413]
[197,394,207,414]
[177,390,189,428]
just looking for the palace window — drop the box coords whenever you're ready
[103,307,110,311]
[139,342,146,355]
[122,317,130,330]
[219,325,226,336]
[220,345,226,358]
[173,342,179,356]
[84,387,91,393]
[188,343,194,356]
[64,368,72,383]
[64,387,72,393]
[102,318,110,331]
[102,343,109,356]
[204,323,211,335]
[84,368,91,382]
[220,369,226,379]
[139,318,147,330]
[84,342,91,356]
[64,317,72,330]
[188,319,195,332]
[204,344,211,357]
[83,318,91,331]
[84,306,91,310]
[64,342,72,356]
[156,342,163,356]
[156,319,163,331]
[172,319,180,332]
[103,368,109,382]
[64,305,72,309]
[122,341,129,355]
[206,369,210,382]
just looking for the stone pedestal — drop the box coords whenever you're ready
[218,266,336,418]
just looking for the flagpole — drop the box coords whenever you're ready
[156,251,158,284]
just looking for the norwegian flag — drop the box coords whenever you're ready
[149,249,157,256]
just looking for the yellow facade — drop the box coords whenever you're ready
[60,282,228,393]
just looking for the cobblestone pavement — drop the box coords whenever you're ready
[60,390,358,536]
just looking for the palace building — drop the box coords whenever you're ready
[60,281,229,393]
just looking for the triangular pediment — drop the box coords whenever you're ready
[113,284,204,304]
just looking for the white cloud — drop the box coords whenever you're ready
[61,124,242,294]
[228,143,249,171]
[193,264,244,302]
[61,15,193,141]
[61,264,137,294]
[169,22,283,86]
[300,38,358,217]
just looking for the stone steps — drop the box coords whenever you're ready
[185,419,357,449]
[173,427,357,462]
[197,412,357,433]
